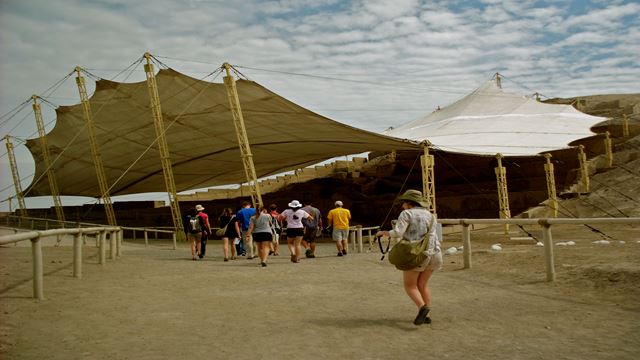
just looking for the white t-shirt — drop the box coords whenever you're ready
[280,208,310,229]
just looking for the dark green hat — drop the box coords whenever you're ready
[396,189,430,208]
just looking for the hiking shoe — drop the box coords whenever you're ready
[342,249,347,255]
[261,262,267,267]
[224,258,229,262]
[413,306,430,325]
[424,317,432,325]
[290,254,297,263]
[305,249,314,258]
[337,252,343,257]
[307,253,316,258]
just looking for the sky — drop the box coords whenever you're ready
[0,0,639,212]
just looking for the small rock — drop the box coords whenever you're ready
[556,242,568,246]
[545,326,551,330]
[619,241,625,244]
[592,240,610,245]
[566,241,576,246]
[535,242,544,247]
[491,244,502,251]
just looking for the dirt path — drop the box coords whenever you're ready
[1,224,639,360]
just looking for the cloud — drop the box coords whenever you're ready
[1,0,639,210]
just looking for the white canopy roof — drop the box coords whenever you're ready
[386,79,606,156]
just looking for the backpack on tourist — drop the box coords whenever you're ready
[188,215,202,233]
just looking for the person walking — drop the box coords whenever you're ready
[246,206,274,267]
[184,207,207,261]
[236,201,257,259]
[195,205,211,259]
[269,203,282,256]
[301,199,322,258]
[219,208,240,261]
[375,190,441,325]
[326,200,351,256]
[278,200,312,263]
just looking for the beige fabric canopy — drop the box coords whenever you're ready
[25,68,419,197]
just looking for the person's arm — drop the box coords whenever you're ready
[246,219,255,238]
[235,218,241,236]
[376,211,409,238]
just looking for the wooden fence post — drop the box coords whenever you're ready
[31,237,44,300]
[73,232,82,279]
[99,231,106,265]
[462,222,472,269]
[540,220,556,282]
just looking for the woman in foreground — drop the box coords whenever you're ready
[376,190,442,325]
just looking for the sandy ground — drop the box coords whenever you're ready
[1,224,639,360]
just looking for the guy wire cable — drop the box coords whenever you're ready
[504,156,621,239]
[19,58,145,201]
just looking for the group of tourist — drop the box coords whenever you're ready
[183,199,352,267]
[182,189,442,326]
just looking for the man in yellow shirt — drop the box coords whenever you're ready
[326,200,351,256]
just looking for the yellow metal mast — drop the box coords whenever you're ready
[578,145,590,193]
[622,115,629,137]
[4,135,28,217]
[222,62,263,209]
[143,53,183,233]
[604,131,613,168]
[74,67,117,225]
[543,154,558,218]
[420,141,436,217]
[494,153,511,234]
[32,95,66,225]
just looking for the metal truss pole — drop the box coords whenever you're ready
[604,131,613,168]
[420,142,437,217]
[222,62,263,210]
[32,95,66,225]
[75,67,117,226]
[578,145,590,193]
[4,135,28,217]
[494,153,511,234]
[143,53,183,233]
[543,154,558,218]
[622,115,629,137]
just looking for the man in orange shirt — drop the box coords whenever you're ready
[326,200,351,256]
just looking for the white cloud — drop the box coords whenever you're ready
[0,0,639,210]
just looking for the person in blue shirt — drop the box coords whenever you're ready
[235,201,257,259]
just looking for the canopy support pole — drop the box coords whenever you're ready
[420,142,436,217]
[543,154,558,218]
[75,67,117,226]
[604,131,613,168]
[494,153,510,234]
[578,145,590,193]
[143,53,183,234]
[4,135,28,217]
[32,96,65,226]
[222,63,263,209]
[622,115,630,137]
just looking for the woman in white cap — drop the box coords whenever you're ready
[376,190,441,325]
[278,200,312,263]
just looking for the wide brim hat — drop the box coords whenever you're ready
[396,190,430,208]
[288,200,302,208]
[195,204,205,211]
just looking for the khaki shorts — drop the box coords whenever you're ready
[332,229,349,241]
[412,252,443,272]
